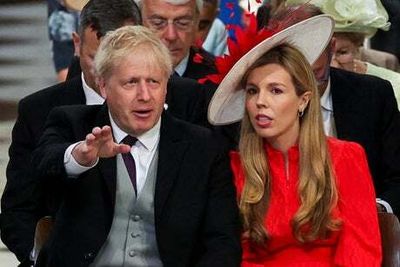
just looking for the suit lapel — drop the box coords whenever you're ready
[95,104,118,207]
[155,113,190,222]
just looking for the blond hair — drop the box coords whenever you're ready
[94,25,173,80]
[239,43,341,244]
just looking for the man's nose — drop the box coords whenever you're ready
[138,81,151,101]
[163,23,178,41]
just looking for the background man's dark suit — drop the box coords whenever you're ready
[182,47,217,80]
[32,105,241,267]
[0,74,210,264]
[0,76,85,264]
[330,67,400,215]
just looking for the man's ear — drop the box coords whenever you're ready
[98,77,107,99]
[330,38,337,53]
[72,32,81,57]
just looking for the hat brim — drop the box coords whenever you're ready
[208,15,334,125]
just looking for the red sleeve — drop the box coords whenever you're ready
[229,151,245,200]
[331,140,382,266]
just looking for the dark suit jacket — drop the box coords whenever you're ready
[182,47,217,80]
[0,76,85,264]
[32,105,241,267]
[0,74,210,264]
[330,68,400,215]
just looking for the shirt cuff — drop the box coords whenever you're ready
[376,198,394,213]
[64,141,99,177]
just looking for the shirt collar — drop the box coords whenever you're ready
[174,52,190,76]
[320,78,333,112]
[108,111,161,152]
[81,73,104,105]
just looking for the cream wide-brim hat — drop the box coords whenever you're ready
[208,14,335,125]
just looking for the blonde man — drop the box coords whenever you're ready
[32,25,240,267]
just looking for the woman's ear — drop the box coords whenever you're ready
[299,91,311,112]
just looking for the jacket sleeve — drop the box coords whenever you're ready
[31,107,73,183]
[0,100,42,263]
[333,142,382,267]
[376,80,400,215]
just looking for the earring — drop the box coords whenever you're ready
[298,109,304,117]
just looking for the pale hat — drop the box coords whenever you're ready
[207,14,334,125]
[286,0,390,36]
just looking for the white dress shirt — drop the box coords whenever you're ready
[108,115,160,194]
[320,79,337,137]
[174,53,189,76]
[81,73,104,105]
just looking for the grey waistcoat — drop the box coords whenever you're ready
[91,151,163,267]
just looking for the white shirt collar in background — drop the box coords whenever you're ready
[81,72,104,105]
[174,53,189,76]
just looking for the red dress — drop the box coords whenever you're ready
[230,138,382,267]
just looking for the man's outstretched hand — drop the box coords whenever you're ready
[72,125,131,166]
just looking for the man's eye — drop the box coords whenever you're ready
[337,50,349,56]
[175,19,191,27]
[149,18,166,27]
[246,87,257,95]
[148,79,159,84]
[127,79,138,85]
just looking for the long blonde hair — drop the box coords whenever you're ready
[238,43,341,244]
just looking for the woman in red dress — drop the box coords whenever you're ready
[207,15,382,266]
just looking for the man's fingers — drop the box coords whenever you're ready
[87,126,112,146]
[100,126,113,141]
[116,144,131,154]
[85,133,97,148]
[91,127,103,138]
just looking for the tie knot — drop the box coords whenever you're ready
[121,135,137,146]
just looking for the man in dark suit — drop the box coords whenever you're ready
[0,0,208,265]
[251,3,400,216]
[33,25,240,267]
[312,38,400,217]
[140,0,217,80]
